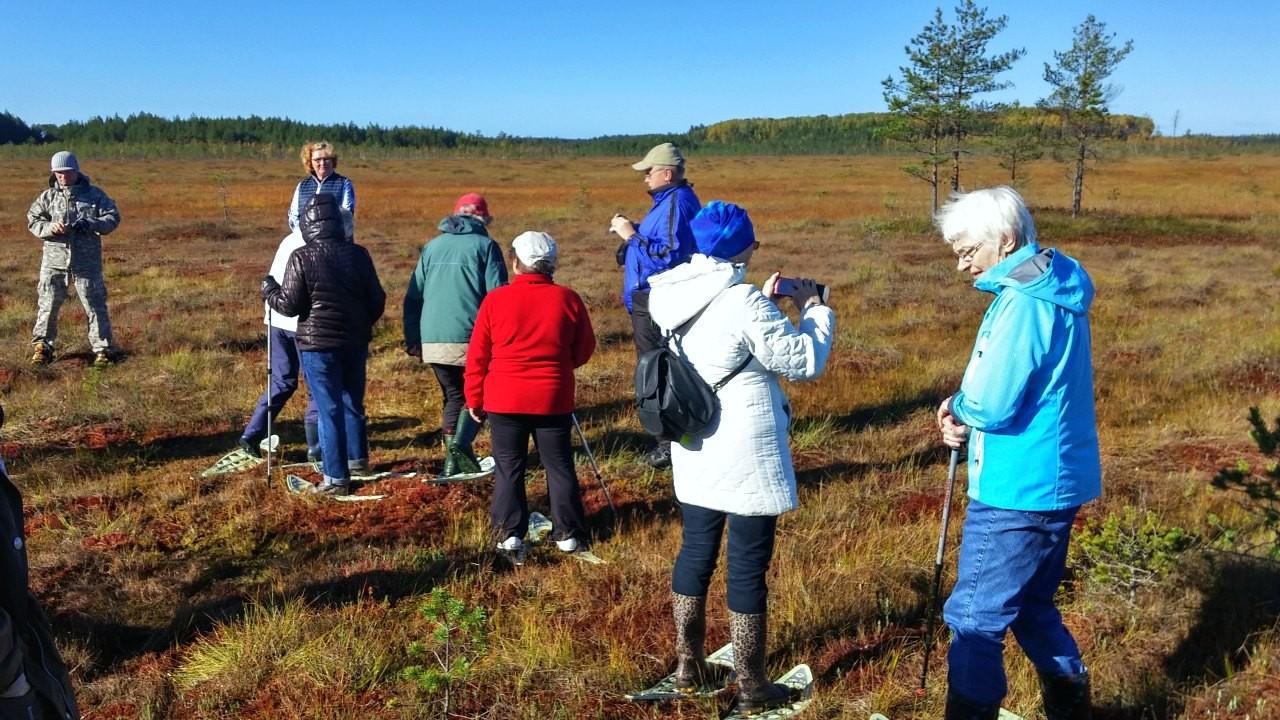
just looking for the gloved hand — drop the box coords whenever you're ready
[615,241,628,266]
[71,218,91,232]
[261,275,280,298]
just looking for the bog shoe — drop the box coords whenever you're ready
[30,342,52,366]
[348,459,370,475]
[944,689,1001,720]
[238,437,262,459]
[315,480,350,496]
[555,537,580,553]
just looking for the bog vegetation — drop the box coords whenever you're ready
[0,152,1277,719]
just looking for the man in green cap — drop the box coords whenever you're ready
[609,142,701,468]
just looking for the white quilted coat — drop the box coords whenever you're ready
[647,254,835,516]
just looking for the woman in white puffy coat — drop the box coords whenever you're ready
[646,201,835,713]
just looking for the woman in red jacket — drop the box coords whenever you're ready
[464,231,596,561]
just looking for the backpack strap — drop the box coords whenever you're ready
[711,353,752,392]
[670,284,754,393]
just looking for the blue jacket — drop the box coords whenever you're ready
[621,181,700,312]
[949,242,1102,511]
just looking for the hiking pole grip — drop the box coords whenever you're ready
[918,445,962,696]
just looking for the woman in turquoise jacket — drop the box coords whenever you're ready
[935,187,1100,720]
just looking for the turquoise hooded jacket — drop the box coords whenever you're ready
[949,242,1102,511]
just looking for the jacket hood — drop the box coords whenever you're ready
[300,194,344,244]
[976,242,1094,314]
[437,214,490,236]
[647,253,746,331]
[47,173,90,189]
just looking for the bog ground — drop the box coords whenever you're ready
[0,155,1277,719]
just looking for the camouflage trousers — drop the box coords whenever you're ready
[32,266,113,352]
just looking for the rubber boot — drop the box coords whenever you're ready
[439,433,457,479]
[944,689,1001,720]
[729,611,791,715]
[1039,670,1091,720]
[672,593,710,692]
[448,413,483,475]
[305,421,321,464]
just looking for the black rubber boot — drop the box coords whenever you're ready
[449,413,483,474]
[439,433,457,478]
[672,593,710,692]
[304,421,321,463]
[729,611,791,715]
[944,689,1001,720]
[1039,670,1091,720]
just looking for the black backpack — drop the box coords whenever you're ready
[634,322,752,444]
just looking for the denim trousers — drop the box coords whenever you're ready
[672,502,778,614]
[943,499,1086,706]
[488,412,585,543]
[242,327,318,442]
[299,346,369,483]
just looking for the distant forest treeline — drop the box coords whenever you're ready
[1,109,1276,158]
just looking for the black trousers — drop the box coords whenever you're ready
[629,290,664,357]
[488,412,586,544]
[430,363,465,434]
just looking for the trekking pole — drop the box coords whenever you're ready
[917,445,961,697]
[571,413,616,518]
[265,308,273,487]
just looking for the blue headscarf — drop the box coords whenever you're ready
[692,201,755,260]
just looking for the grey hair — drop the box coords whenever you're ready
[935,186,1037,250]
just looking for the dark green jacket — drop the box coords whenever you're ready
[402,215,507,365]
[1,456,80,719]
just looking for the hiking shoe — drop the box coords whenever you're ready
[555,537,580,553]
[315,480,350,496]
[497,535,526,565]
[645,442,672,469]
[30,342,52,366]
[348,459,370,475]
[93,350,113,367]
[238,437,262,459]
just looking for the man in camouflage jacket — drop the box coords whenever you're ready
[25,151,120,367]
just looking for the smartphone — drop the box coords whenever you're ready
[774,277,830,304]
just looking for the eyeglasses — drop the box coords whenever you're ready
[312,156,335,163]
[954,243,983,263]
[645,166,670,178]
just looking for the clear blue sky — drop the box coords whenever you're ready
[2,1,1274,138]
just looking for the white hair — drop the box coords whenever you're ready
[935,186,1037,250]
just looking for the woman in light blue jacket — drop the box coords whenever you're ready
[935,186,1100,720]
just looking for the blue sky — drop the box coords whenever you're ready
[2,1,1274,138]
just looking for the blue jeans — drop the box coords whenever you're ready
[300,346,369,483]
[672,503,777,614]
[242,327,318,442]
[943,500,1086,706]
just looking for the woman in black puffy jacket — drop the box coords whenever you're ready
[263,194,385,494]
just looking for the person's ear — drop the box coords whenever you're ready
[999,232,1018,255]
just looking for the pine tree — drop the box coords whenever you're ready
[1040,15,1134,217]
[884,2,1024,213]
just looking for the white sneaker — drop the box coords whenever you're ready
[498,536,524,552]
[555,537,580,553]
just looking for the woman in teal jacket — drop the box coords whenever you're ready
[935,187,1100,720]
[403,194,507,478]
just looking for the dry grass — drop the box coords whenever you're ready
[0,154,1277,719]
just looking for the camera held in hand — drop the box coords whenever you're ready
[774,277,830,304]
